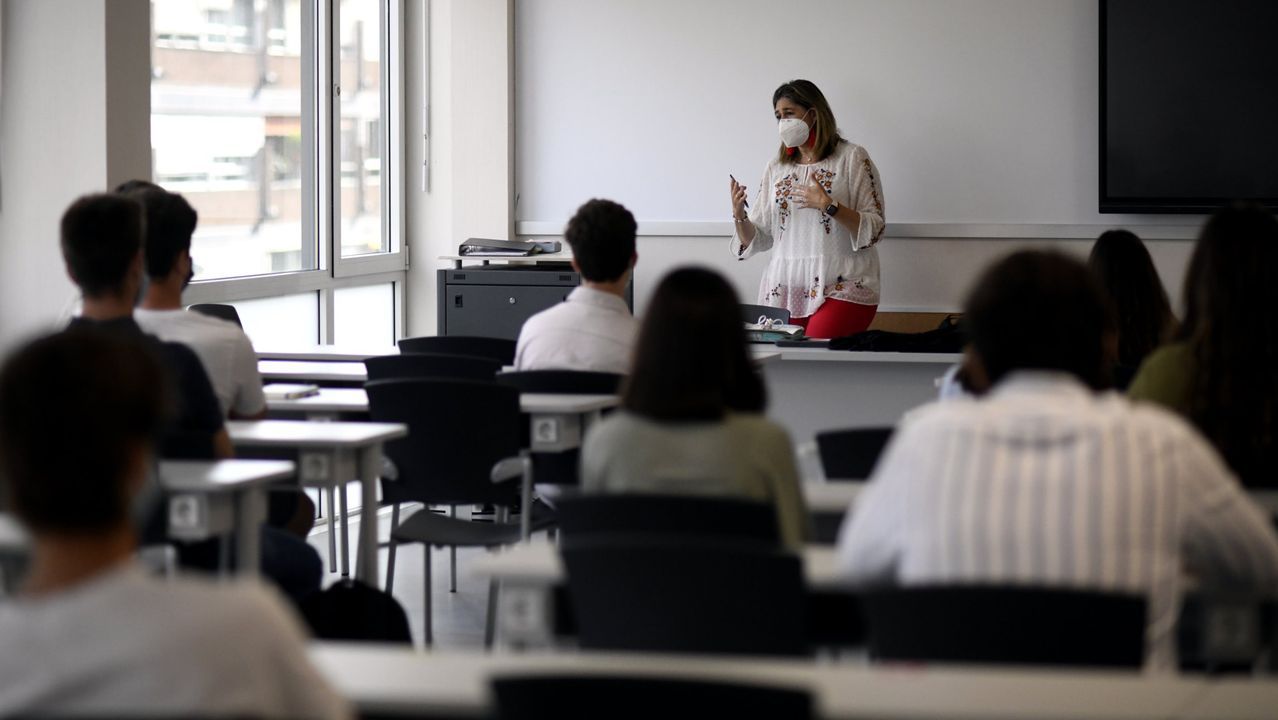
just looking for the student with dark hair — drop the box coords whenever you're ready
[121,182,267,420]
[837,250,1278,669]
[1088,229,1177,389]
[0,331,349,718]
[1129,204,1278,489]
[514,198,638,373]
[580,267,809,547]
[58,193,321,600]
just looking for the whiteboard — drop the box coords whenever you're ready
[515,0,1186,231]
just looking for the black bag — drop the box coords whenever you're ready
[299,579,413,644]
[828,315,965,353]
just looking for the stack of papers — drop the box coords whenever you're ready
[263,383,321,400]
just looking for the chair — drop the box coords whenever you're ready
[188,303,244,328]
[365,378,529,645]
[815,426,893,480]
[862,585,1147,668]
[562,537,808,656]
[741,303,790,324]
[364,353,500,382]
[496,370,624,395]
[492,675,813,720]
[399,335,517,365]
[554,494,780,545]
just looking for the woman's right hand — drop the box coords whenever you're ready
[730,176,748,220]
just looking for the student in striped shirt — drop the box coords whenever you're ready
[837,250,1278,670]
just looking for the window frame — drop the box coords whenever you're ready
[173,0,407,344]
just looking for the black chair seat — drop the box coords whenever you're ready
[392,508,524,548]
[492,675,813,720]
[815,427,893,480]
[399,336,516,365]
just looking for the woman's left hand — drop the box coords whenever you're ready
[794,176,832,211]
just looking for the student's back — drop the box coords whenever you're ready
[0,564,346,718]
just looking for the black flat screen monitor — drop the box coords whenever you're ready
[1101,0,1278,213]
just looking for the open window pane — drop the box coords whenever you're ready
[230,292,320,346]
[338,0,386,257]
[333,283,395,346]
[152,0,316,281]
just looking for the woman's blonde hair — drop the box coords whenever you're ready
[773,79,844,164]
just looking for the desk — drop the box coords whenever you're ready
[258,360,367,384]
[227,420,407,583]
[1179,679,1278,720]
[310,643,1217,719]
[804,480,863,516]
[159,459,295,577]
[257,345,395,362]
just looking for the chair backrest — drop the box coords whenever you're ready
[815,427,893,480]
[398,335,517,365]
[863,585,1147,668]
[496,370,623,395]
[562,538,807,656]
[491,675,813,720]
[365,378,522,506]
[741,303,790,324]
[554,494,780,545]
[188,303,244,328]
[364,353,500,382]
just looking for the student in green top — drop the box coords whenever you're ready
[1128,204,1278,489]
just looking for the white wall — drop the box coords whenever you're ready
[0,0,150,353]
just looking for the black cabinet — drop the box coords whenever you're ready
[438,263,634,340]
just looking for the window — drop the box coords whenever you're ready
[154,0,405,343]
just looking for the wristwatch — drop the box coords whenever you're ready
[824,200,840,217]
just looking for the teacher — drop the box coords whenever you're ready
[730,79,885,339]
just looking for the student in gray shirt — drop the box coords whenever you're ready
[580,267,809,548]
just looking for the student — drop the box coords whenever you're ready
[122,182,267,419]
[60,193,230,460]
[514,198,638,373]
[1088,229,1177,389]
[836,250,1278,669]
[1129,204,1278,489]
[59,193,321,600]
[0,331,350,718]
[580,267,809,548]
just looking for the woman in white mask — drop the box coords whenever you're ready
[729,80,885,338]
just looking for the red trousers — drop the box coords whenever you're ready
[791,299,878,339]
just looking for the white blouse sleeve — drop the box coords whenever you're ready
[730,165,775,259]
[847,146,886,251]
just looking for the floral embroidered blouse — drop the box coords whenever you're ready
[730,140,885,318]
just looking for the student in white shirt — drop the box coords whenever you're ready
[0,331,349,718]
[515,198,639,373]
[837,250,1278,670]
[119,181,267,419]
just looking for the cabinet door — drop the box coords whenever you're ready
[445,285,573,339]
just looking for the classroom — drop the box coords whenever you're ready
[0,0,1276,717]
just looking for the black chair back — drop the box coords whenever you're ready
[366,379,521,507]
[815,427,893,480]
[741,303,790,324]
[555,494,780,545]
[364,353,500,382]
[492,676,813,720]
[863,585,1147,668]
[496,370,623,395]
[562,538,807,656]
[398,335,516,365]
[188,303,244,328]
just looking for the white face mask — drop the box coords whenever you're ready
[778,112,812,148]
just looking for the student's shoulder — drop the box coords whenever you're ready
[727,413,794,447]
[166,576,307,643]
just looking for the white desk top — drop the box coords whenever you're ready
[267,388,618,417]
[227,420,407,448]
[257,345,396,362]
[0,514,29,553]
[440,251,574,263]
[1179,679,1278,720]
[259,360,368,383]
[772,347,963,364]
[804,480,863,514]
[309,643,1220,720]
[471,541,848,590]
[159,459,296,493]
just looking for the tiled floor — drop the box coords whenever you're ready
[306,504,496,648]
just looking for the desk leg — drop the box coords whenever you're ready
[520,450,534,542]
[235,487,265,577]
[355,444,382,585]
[339,485,350,577]
[325,487,337,573]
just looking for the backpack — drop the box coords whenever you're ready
[299,579,413,644]
[828,314,965,353]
